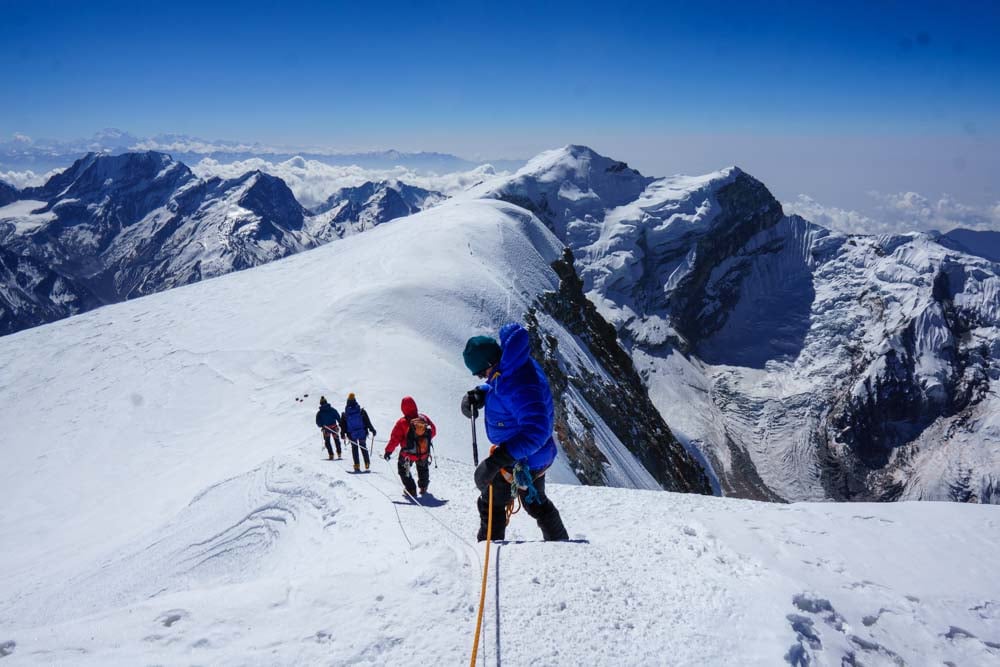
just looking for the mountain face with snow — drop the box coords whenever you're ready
[937,228,1000,264]
[0,180,18,206]
[3,152,313,304]
[0,153,453,335]
[0,245,101,336]
[474,146,1000,504]
[526,248,711,493]
[308,180,445,241]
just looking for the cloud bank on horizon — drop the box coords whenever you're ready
[784,192,1000,236]
[190,156,506,209]
[2,131,998,236]
[196,152,1000,235]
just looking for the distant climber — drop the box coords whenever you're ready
[383,396,437,497]
[340,393,376,471]
[462,323,569,541]
[315,396,342,460]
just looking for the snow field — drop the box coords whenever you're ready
[1,190,998,665]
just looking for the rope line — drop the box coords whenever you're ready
[434,454,476,468]
[344,464,415,548]
[494,543,502,667]
[340,435,481,553]
[470,484,493,667]
[307,428,491,662]
[392,459,480,554]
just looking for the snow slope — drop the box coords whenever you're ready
[2,196,998,665]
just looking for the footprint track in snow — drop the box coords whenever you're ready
[785,592,904,667]
[156,609,189,628]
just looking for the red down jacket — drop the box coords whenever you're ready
[384,396,437,461]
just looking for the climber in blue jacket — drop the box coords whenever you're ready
[462,322,569,541]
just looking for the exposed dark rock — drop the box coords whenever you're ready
[526,248,712,493]
[824,259,994,500]
[0,180,18,206]
[716,436,786,502]
[668,172,787,345]
[0,246,102,336]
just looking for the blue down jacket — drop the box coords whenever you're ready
[482,322,557,471]
[316,403,340,428]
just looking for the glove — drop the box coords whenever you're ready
[474,446,515,492]
[461,388,486,418]
[384,451,392,461]
[371,430,377,437]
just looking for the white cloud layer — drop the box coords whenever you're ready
[191,156,506,209]
[0,168,64,189]
[784,192,1000,236]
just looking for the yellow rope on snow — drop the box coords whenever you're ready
[470,484,493,666]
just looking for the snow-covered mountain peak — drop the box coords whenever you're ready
[26,151,195,206]
[220,168,288,194]
[504,144,649,190]
[518,144,628,179]
[307,179,446,240]
[466,145,653,242]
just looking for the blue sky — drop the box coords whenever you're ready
[2,0,999,216]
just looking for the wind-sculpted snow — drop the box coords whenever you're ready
[2,459,344,627]
[2,453,996,664]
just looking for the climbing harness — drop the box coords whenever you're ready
[513,463,541,504]
[499,463,546,524]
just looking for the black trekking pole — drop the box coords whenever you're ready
[470,404,480,465]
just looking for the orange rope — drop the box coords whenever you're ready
[506,494,520,523]
[470,484,493,666]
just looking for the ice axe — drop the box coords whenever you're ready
[462,389,483,465]
[470,402,480,465]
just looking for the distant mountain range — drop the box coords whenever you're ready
[935,228,1000,263]
[1,145,997,505]
[309,181,445,241]
[0,152,445,335]
[0,129,526,175]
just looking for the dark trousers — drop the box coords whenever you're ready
[321,429,341,457]
[478,473,568,542]
[398,456,430,495]
[350,438,371,467]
